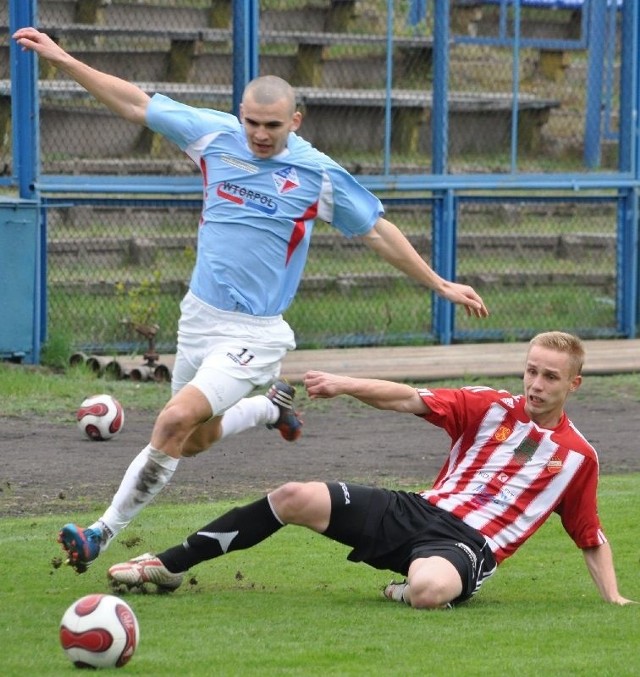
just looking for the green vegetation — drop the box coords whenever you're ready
[44,196,619,353]
[0,363,637,675]
[1,478,638,676]
[3,362,640,419]
[0,362,169,418]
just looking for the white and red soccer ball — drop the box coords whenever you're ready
[77,394,125,441]
[59,593,140,669]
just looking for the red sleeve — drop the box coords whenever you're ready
[417,386,506,441]
[555,456,606,549]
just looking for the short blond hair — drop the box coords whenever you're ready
[528,331,585,376]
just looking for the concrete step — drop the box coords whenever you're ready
[0,79,559,159]
[46,229,614,269]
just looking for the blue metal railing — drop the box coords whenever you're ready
[5,0,640,347]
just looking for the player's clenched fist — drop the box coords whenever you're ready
[304,370,348,399]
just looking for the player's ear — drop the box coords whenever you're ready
[569,374,582,393]
[290,110,302,132]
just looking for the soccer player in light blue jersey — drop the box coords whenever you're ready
[14,27,490,574]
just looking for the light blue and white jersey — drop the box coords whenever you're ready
[146,94,383,316]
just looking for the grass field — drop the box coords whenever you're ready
[1,366,638,675]
[1,481,639,676]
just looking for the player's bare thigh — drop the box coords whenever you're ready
[406,556,463,609]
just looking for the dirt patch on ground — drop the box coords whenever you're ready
[2,387,639,518]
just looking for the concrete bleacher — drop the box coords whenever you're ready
[46,196,615,297]
[451,0,620,80]
[1,0,561,172]
[16,23,435,88]
[0,77,559,161]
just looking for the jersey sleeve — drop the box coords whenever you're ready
[306,149,383,236]
[418,386,503,441]
[555,456,606,549]
[325,167,383,237]
[145,93,240,150]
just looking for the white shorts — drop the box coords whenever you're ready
[172,291,296,415]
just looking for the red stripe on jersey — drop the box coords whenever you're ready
[286,202,318,265]
[418,387,603,564]
[448,425,545,524]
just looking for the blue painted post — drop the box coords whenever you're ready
[509,0,521,172]
[614,0,638,337]
[9,0,39,198]
[431,0,452,343]
[619,0,638,174]
[408,0,427,27]
[584,0,608,168]
[617,189,638,338]
[8,0,44,362]
[232,0,259,116]
[382,0,394,175]
[431,0,449,175]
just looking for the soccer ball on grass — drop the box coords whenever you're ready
[59,593,140,669]
[77,394,125,441]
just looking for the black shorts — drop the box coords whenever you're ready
[323,482,497,605]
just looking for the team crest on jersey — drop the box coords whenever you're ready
[273,166,300,194]
[546,457,563,474]
[494,425,512,442]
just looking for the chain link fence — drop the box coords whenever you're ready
[2,0,631,356]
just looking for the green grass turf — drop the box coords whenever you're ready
[1,478,638,676]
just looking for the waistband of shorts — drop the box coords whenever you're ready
[187,290,285,326]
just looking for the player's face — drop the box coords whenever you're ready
[240,95,302,158]
[522,345,582,428]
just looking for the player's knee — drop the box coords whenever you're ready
[407,578,455,609]
[156,402,200,440]
[269,482,322,523]
[269,482,306,516]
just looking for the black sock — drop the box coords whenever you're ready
[158,496,283,573]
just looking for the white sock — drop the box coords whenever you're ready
[219,395,278,440]
[93,445,179,544]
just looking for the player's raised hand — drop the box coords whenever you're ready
[437,280,489,318]
[13,27,68,63]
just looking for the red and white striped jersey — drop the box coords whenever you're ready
[416,386,606,564]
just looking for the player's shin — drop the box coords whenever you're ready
[98,445,179,542]
[158,496,283,572]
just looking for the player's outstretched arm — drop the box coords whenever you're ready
[361,217,489,318]
[582,542,637,605]
[12,27,149,125]
[304,370,430,414]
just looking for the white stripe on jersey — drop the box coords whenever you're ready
[317,170,335,223]
[469,450,585,556]
[185,131,221,165]
[420,401,589,560]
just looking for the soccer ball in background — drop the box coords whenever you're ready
[77,394,125,441]
[59,593,140,669]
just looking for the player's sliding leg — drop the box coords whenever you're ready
[108,495,284,592]
[108,482,332,592]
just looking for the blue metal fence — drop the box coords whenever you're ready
[3,0,639,359]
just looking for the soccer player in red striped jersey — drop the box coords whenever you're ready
[108,332,636,608]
